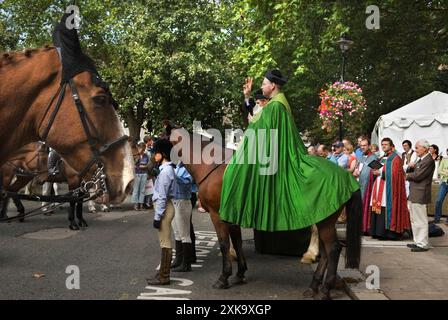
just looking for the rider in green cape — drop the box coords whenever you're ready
[219,70,360,231]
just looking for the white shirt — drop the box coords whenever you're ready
[403,150,418,198]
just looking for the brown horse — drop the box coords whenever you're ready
[170,129,362,300]
[0,46,134,202]
[0,142,107,229]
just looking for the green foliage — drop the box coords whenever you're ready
[1,0,447,144]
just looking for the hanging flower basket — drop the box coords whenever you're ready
[318,81,367,130]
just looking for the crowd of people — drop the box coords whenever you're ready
[308,136,448,252]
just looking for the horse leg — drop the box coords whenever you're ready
[209,210,232,289]
[321,239,342,299]
[315,211,341,300]
[76,200,88,228]
[0,196,9,220]
[229,224,248,285]
[301,224,319,264]
[68,201,79,230]
[12,196,26,223]
[303,240,328,299]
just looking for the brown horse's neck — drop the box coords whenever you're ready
[0,47,60,163]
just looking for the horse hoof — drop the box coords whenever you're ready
[102,208,110,212]
[231,276,247,286]
[89,209,97,214]
[69,224,80,231]
[300,258,315,264]
[303,288,317,298]
[212,279,230,289]
[313,290,331,300]
[79,220,88,228]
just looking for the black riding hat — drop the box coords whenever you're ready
[153,139,173,160]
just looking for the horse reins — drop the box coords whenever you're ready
[196,156,232,186]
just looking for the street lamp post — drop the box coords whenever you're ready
[337,35,354,141]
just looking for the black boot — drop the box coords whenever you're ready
[172,243,193,272]
[146,248,172,285]
[171,240,183,269]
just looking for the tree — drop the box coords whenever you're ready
[0,0,239,139]
[2,0,447,143]
[226,0,448,144]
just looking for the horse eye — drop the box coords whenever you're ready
[92,94,109,107]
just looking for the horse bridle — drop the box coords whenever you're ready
[38,76,128,196]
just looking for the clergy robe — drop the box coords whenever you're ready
[369,152,410,239]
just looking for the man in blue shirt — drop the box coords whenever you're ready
[330,141,349,169]
[355,135,366,160]
[147,139,176,286]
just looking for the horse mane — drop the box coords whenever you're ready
[0,45,54,68]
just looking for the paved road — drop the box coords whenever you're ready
[0,197,350,300]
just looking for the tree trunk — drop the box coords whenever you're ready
[123,100,146,142]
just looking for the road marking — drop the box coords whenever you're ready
[170,278,194,287]
[143,286,192,295]
[137,296,190,300]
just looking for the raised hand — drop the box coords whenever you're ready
[243,77,253,98]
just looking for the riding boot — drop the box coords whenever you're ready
[171,240,183,269]
[172,243,192,272]
[147,248,172,285]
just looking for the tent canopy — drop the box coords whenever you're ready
[371,91,448,155]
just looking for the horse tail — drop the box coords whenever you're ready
[345,189,363,269]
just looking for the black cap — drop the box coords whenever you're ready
[265,69,287,85]
[332,141,344,148]
[153,139,173,160]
